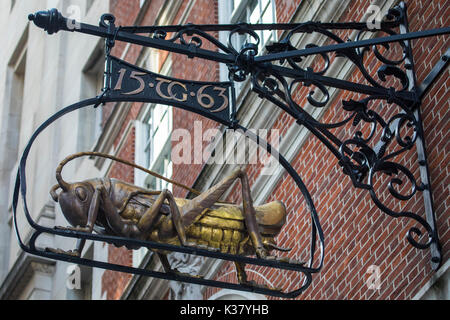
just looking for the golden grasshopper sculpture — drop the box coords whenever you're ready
[47,152,295,286]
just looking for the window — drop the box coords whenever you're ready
[135,49,172,190]
[132,103,172,268]
[142,104,173,191]
[220,0,277,93]
[87,59,104,140]
[132,48,171,267]
[2,33,27,279]
[80,50,104,151]
[228,0,277,53]
[4,40,27,203]
[8,48,26,147]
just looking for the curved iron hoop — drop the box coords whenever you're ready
[12,94,324,298]
[251,61,440,264]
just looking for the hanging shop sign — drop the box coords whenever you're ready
[13,2,448,298]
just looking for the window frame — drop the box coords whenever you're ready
[140,103,173,191]
[218,0,277,96]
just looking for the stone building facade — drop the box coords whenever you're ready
[0,0,448,300]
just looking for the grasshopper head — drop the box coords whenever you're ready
[50,182,95,227]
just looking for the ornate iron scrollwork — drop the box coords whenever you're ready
[17,1,448,298]
[248,3,442,266]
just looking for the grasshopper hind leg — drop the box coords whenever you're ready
[181,167,272,259]
[235,261,249,285]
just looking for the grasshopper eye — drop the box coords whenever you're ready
[75,187,87,202]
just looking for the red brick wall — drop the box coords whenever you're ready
[102,127,135,299]
[204,0,449,300]
[101,0,448,300]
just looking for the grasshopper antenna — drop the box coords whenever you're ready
[56,152,201,194]
[55,151,235,204]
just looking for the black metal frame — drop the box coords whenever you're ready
[15,1,448,298]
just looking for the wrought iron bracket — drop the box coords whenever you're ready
[16,1,449,297]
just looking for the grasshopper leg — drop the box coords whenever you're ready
[138,189,188,246]
[180,167,271,259]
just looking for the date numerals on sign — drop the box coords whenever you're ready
[113,68,228,113]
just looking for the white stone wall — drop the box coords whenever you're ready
[0,0,109,300]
